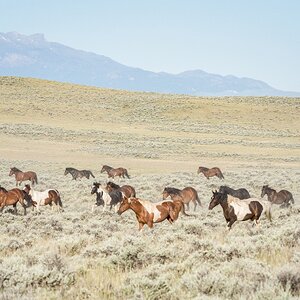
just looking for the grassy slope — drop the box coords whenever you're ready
[0,77,299,299]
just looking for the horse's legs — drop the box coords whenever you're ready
[227,218,236,230]
[13,203,17,215]
[138,222,145,231]
[186,202,190,211]
[194,200,197,211]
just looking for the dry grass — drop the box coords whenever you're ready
[0,76,299,299]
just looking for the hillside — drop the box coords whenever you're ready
[1,32,299,96]
[0,76,299,299]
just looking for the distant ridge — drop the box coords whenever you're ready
[0,31,299,96]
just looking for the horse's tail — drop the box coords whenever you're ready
[90,171,95,178]
[218,170,224,179]
[124,169,130,179]
[195,193,202,207]
[265,202,272,222]
[56,192,63,211]
[290,196,295,204]
[34,174,38,185]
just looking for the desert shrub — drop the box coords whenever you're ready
[277,265,300,296]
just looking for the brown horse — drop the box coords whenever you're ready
[0,187,32,215]
[105,181,136,198]
[197,166,224,179]
[101,165,130,179]
[117,197,183,230]
[261,185,294,207]
[162,187,201,211]
[9,167,38,186]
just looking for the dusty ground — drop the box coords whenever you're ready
[0,77,299,299]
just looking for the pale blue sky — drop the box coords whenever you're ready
[1,0,299,91]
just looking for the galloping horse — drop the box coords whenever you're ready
[91,182,123,212]
[91,182,104,212]
[117,196,183,230]
[162,187,201,211]
[0,186,31,215]
[106,181,136,198]
[101,165,130,179]
[197,166,224,179]
[23,184,63,212]
[261,185,294,207]
[209,191,271,230]
[9,167,38,186]
[219,185,251,200]
[64,167,95,180]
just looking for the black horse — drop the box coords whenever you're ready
[219,185,251,200]
[64,167,95,180]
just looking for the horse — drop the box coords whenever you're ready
[100,165,130,179]
[209,190,271,230]
[23,184,63,212]
[219,185,251,200]
[92,182,123,212]
[105,181,136,198]
[9,167,38,186]
[0,186,32,215]
[197,166,224,179]
[91,182,105,212]
[117,196,184,230]
[64,167,95,180]
[162,187,201,212]
[261,185,294,207]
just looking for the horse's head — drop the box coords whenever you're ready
[208,190,225,210]
[23,184,31,194]
[162,187,170,200]
[64,168,70,176]
[91,182,100,195]
[197,167,204,174]
[117,196,131,215]
[9,167,17,176]
[100,165,106,173]
[261,185,269,198]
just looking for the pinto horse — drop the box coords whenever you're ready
[209,191,271,230]
[64,167,95,180]
[106,181,136,198]
[9,167,38,186]
[23,184,63,212]
[101,165,130,179]
[162,187,201,211]
[90,182,105,212]
[0,186,32,215]
[219,185,251,200]
[261,185,294,207]
[117,196,183,230]
[91,182,123,212]
[197,166,224,179]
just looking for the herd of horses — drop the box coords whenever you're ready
[0,165,295,231]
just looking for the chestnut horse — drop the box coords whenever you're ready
[23,184,63,212]
[0,186,32,215]
[162,187,201,211]
[106,181,136,198]
[261,185,294,207]
[9,167,38,186]
[209,191,271,230]
[117,196,183,230]
[101,165,130,179]
[197,166,224,179]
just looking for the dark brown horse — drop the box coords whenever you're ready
[117,196,183,230]
[197,166,224,179]
[101,165,130,179]
[162,187,201,211]
[0,187,32,215]
[9,167,38,186]
[105,181,136,198]
[64,167,95,180]
[219,185,251,200]
[261,185,294,207]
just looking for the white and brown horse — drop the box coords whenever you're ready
[261,185,294,207]
[101,165,130,179]
[117,196,184,230]
[162,186,201,211]
[209,191,271,230]
[23,184,63,212]
[198,166,224,179]
[9,167,38,186]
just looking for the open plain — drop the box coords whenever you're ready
[0,76,299,299]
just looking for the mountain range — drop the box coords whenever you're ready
[0,31,299,96]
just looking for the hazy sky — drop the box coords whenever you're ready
[1,0,299,91]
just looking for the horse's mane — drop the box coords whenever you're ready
[264,185,276,193]
[0,186,8,192]
[199,166,208,171]
[103,165,113,170]
[164,187,182,195]
[11,167,22,172]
